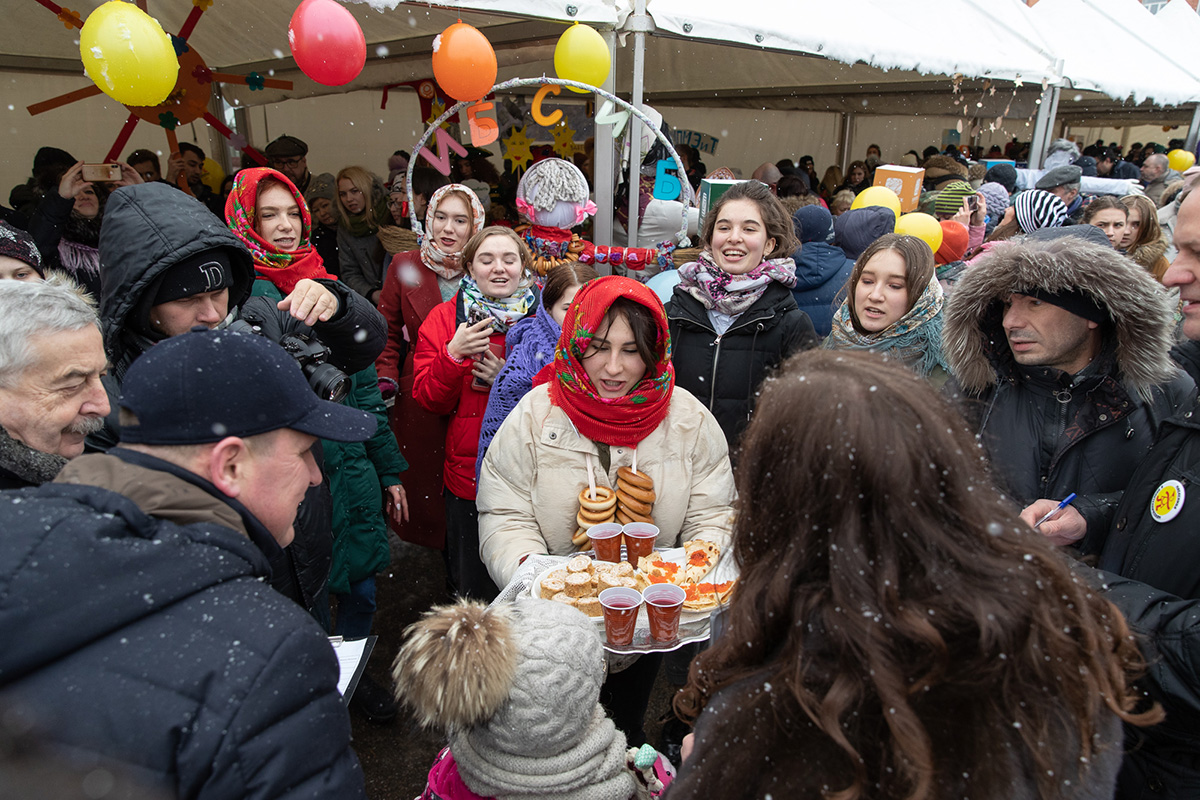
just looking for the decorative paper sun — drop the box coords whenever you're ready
[29,0,291,164]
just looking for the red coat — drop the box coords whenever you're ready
[376,251,450,548]
[412,295,508,502]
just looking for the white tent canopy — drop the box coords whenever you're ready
[1028,0,1200,105]
[5,0,1195,105]
[646,0,1057,86]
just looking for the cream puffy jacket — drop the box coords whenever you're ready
[478,384,735,587]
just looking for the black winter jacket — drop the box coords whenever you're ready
[1086,399,1200,800]
[942,238,1195,553]
[97,182,385,387]
[92,182,386,616]
[0,450,366,799]
[666,282,817,449]
[956,348,1193,552]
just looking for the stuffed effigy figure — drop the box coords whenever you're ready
[515,158,595,277]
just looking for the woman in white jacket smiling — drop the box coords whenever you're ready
[477,275,734,590]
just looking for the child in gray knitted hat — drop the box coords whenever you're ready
[394,597,674,800]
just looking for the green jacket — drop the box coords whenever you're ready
[251,279,407,593]
[324,365,406,593]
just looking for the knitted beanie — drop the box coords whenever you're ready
[395,598,635,800]
[0,221,43,275]
[976,182,1010,219]
[984,163,1018,193]
[834,205,896,260]
[933,181,976,215]
[304,172,336,208]
[1013,190,1068,234]
[935,220,969,265]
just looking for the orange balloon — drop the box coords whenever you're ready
[432,23,498,103]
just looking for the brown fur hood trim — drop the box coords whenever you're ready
[943,238,1178,396]
[392,600,517,731]
[923,155,969,180]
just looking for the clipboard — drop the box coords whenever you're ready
[330,635,377,706]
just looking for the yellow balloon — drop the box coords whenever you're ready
[554,23,610,94]
[894,213,943,254]
[80,1,179,107]
[850,185,902,220]
[1168,149,1196,173]
[200,158,225,195]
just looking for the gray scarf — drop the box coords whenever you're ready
[0,425,67,486]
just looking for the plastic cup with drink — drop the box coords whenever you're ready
[622,522,659,568]
[588,522,624,562]
[599,586,642,646]
[642,583,686,642]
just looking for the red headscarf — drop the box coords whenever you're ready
[225,167,333,293]
[538,275,674,447]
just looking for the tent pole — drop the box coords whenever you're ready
[1029,85,1061,171]
[593,28,618,250]
[1029,61,1065,171]
[1186,104,1200,154]
[626,0,649,248]
[838,113,852,173]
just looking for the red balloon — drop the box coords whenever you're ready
[431,22,497,103]
[288,0,366,87]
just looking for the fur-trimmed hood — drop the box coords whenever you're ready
[943,237,1178,397]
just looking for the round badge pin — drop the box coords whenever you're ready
[1151,479,1185,523]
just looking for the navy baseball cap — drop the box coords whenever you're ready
[120,328,375,445]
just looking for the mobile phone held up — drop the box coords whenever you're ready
[81,163,122,183]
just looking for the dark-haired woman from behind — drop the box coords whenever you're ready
[671,349,1159,800]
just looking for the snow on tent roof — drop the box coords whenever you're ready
[642,0,1058,85]
[1029,0,1200,105]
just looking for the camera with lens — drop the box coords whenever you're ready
[227,319,350,403]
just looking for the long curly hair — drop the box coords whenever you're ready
[674,349,1158,800]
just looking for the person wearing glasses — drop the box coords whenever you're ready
[265,135,312,196]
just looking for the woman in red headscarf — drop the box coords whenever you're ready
[476,275,735,744]
[476,275,735,587]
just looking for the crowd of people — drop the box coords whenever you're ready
[0,125,1198,800]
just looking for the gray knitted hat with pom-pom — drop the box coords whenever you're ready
[394,597,635,800]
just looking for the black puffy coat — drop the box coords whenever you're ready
[97,182,385,387]
[92,182,387,617]
[0,450,366,799]
[953,350,1192,551]
[1086,400,1200,800]
[666,282,817,449]
[942,239,1195,551]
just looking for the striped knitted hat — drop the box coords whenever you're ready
[1012,190,1067,233]
[933,180,977,215]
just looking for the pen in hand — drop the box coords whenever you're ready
[1033,493,1077,529]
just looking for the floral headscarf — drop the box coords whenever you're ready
[543,276,674,446]
[826,275,949,378]
[225,167,331,293]
[420,184,487,281]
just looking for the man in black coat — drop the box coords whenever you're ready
[93,182,388,621]
[942,234,1194,553]
[0,329,373,799]
[0,278,108,489]
[1020,188,1200,799]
